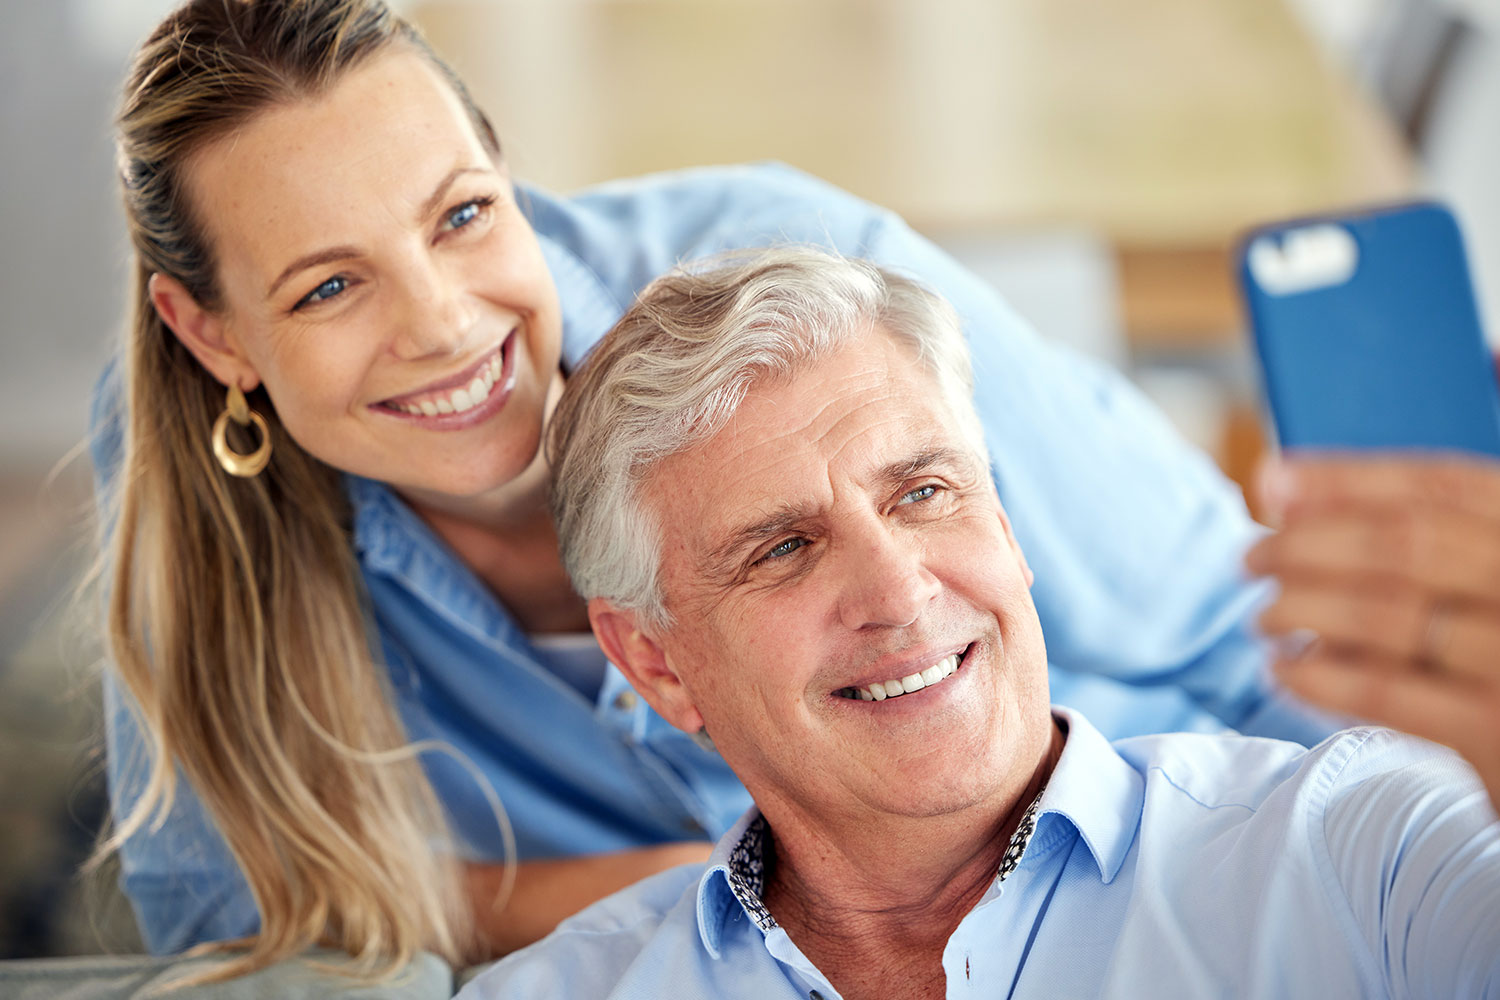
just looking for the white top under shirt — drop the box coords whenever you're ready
[529,632,610,702]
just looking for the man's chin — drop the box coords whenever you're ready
[852,705,1052,814]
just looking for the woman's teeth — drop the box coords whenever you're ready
[837,652,961,702]
[390,352,503,416]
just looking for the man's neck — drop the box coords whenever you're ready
[761,719,1065,1000]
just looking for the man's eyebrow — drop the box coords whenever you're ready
[703,503,819,571]
[265,165,491,300]
[699,449,977,571]
[875,447,976,487]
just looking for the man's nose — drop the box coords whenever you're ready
[836,525,941,630]
[390,253,479,359]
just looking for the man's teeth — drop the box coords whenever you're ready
[392,352,503,416]
[839,653,961,702]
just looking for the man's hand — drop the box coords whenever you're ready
[1247,454,1500,813]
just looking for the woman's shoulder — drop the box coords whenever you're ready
[532,161,875,224]
[519,163,888,299]
[88,356,126,501]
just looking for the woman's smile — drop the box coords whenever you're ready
[376,330,519,427]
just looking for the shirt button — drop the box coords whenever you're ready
[810,992,825,1000]
[613,690,638,711]
[680,817,705,835]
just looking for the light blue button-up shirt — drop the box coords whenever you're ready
[462,708,1500,1000]
[92,163,1333,953]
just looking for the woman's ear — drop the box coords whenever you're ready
[148,272,260,391]
[589,599,705,734]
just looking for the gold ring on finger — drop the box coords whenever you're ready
[1419,600,1452,671]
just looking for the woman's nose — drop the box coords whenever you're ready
[836,525,942,631]
[390,254,479,359]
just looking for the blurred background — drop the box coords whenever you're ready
[1,0,1495,957]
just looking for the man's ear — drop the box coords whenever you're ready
[589,598,705,733]
[148,272,260,392]
[996,505,1034,588]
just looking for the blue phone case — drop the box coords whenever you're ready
[1238,202,1500,458]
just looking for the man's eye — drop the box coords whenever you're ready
[441,196,496,233]
[759,537,806,563]
[899,484,940,505]
[295,275,348,310]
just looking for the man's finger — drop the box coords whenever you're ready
[1247,507,1500,606]
[1260,582,1424,665]
[1418,599,1500,684]
[1261,454,1500,525]
[1261,581,1500,685]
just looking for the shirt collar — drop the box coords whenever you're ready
[345,474,532,648]
[697,808,764,959]
[348,473,419,561]
[1035,706,1145,884]
[347,473,466,573]
[694,776,1052,960]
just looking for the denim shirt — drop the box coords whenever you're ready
[92,163,1333,953]
[461,710,1500,1000]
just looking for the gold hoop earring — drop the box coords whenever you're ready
[212,383,271,477]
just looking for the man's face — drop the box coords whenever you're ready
[626,326,1052,830]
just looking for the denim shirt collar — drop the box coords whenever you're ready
[346,475,529,650]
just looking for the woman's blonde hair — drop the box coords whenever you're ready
[100,0,500,983]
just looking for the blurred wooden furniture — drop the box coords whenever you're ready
[415,0,1412,242]
[412,0,1415,497]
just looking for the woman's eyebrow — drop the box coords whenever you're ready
[264,165,494,299]
[417,164,491,220]
[267,245,361,299]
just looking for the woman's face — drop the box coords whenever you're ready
[171,49,563,499]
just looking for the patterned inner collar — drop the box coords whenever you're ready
[724,786,1049,933]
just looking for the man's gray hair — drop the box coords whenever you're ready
[548,246,984,629]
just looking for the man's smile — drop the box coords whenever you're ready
[834,643,974,702]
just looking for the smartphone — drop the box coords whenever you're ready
[1237,201,1500,457]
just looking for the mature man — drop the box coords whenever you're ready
[463,249,1500,998]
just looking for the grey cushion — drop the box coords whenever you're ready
[0,949,452,999]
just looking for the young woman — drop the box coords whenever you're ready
[97,0,1328,981]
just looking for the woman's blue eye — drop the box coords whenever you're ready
[443,196,494,232]
[900,484,939,504]
[447,203,479,228]
[297,275,347,308]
